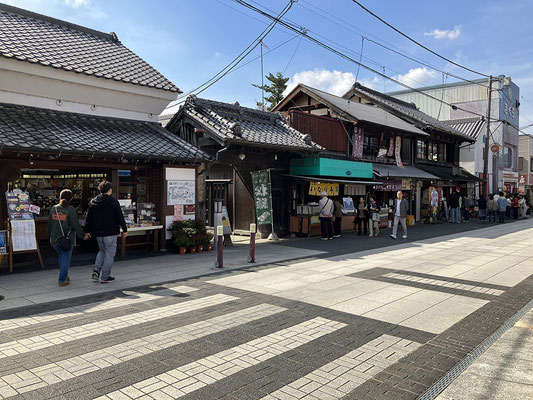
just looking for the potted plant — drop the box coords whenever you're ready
[204,232,214,251]
[193,233,204,253]
[173,234,188,255]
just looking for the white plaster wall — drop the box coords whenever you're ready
[0,58,177,121]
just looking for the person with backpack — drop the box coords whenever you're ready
[47,189,86,287]
[318,191,334,241]
[332,197,343,238]
[84,181,128,283]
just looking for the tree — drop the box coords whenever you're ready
[253,72,289,111]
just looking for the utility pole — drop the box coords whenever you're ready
[260,40,265,111]
[482,75,493,197]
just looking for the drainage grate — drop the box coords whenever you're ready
[418,298,533,400]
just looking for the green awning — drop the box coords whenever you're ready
[290,158,373,179]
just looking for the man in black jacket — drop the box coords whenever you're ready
[84,181,127,283]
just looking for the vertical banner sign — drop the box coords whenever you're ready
[352,126,364,158]
[387,136,394,157]
[395,136,404,168]
[251,170,273,225]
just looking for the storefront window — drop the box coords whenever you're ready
[503,146,512,168]
[416,140,426,159]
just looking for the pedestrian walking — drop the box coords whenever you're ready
[332,197,343,238]
[390,191,408,239]
[318,191,334,241]
[497,192,507,223]
[505,194,511,219]
[519,195,528,219]
[84,181,128,283]
[512,195,519,219]
[458,192,463,222]
[487,194,497,223]
[448,190,460,223]
[47,189,86,286]
[478,196,487,222]
[355,197,368,236]
[463,195,472,223]
[368,196,380,237]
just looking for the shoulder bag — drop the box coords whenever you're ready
[55,206,72,251]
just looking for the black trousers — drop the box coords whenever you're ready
[333,217,342,236]
[320,217,333,238]
[355,217,368,234]
[498,211,506,223]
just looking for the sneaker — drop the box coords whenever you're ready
[58,280,70,287]
[368,235,373,238]
[329,237,333,240]
[333,235,341,238]
[390,234,397,239]
[321,238,328,241]
[92,271,99,281]
[101,276,115,284]
[402,235,407,239]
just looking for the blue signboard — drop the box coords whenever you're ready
[499,81,519,128]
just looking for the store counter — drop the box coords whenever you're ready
[118,225,163,256]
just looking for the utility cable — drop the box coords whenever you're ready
[350,0,491,77]
[234,0,498,121]
[355,36,364,82]
[174,0,295,102]
[283,34,303,75]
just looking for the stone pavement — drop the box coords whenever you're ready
[436,308,533,400]
[0,219,531,399]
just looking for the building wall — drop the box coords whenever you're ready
[0,57,177,121]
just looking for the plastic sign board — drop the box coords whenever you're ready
[308,181,339,196]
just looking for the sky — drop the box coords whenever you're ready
[4,0,533,131]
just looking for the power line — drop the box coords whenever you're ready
[298,0,488,88]
[173,0,295,102]
[283,35,303,75]
[350,0,491,78]
[233,0,498,121]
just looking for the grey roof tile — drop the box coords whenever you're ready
[170,96,322,151]
[0,103,210,162]
[348,83,474,142]
[0,3,180,92]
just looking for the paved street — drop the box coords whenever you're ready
[0,220,532,399]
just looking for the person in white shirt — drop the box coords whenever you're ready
[318,191,334,240]
[390,191,408,239]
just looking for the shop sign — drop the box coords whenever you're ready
[490,144,500,153]
[308,181,339,196]
[395,136,403,168]
[519,175,526,185]
[5,191,33,220]
[352,126,364,158]
[251,170,273,225]
[167,180,195,205]
[375,180,402,191]
[401,179,413,190]
[502,171,519,182]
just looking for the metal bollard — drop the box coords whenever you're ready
[248,223,256,263]
[214,226,224,268]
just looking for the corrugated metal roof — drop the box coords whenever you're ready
[373,164,439,180]
[444,117,485,140]
[297,84,428,136]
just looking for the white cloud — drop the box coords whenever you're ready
[395,67,438,87]
[284,69,356,96]
[61,0,90,8]
[424,26,461,40]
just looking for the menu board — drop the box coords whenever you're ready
[0,231,6,255]
[10,220,37,252]
[167,180,195,205]
[5,191,33,220]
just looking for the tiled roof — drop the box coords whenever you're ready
[444,117,485,140]
[347,83,474,142]
[0,103,210,162]
[293,84,427,136]
[0,3,179,92]
[170,95,323,151]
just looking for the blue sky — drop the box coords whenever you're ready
[5,0,533,131]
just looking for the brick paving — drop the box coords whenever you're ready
[0,220,531,399]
